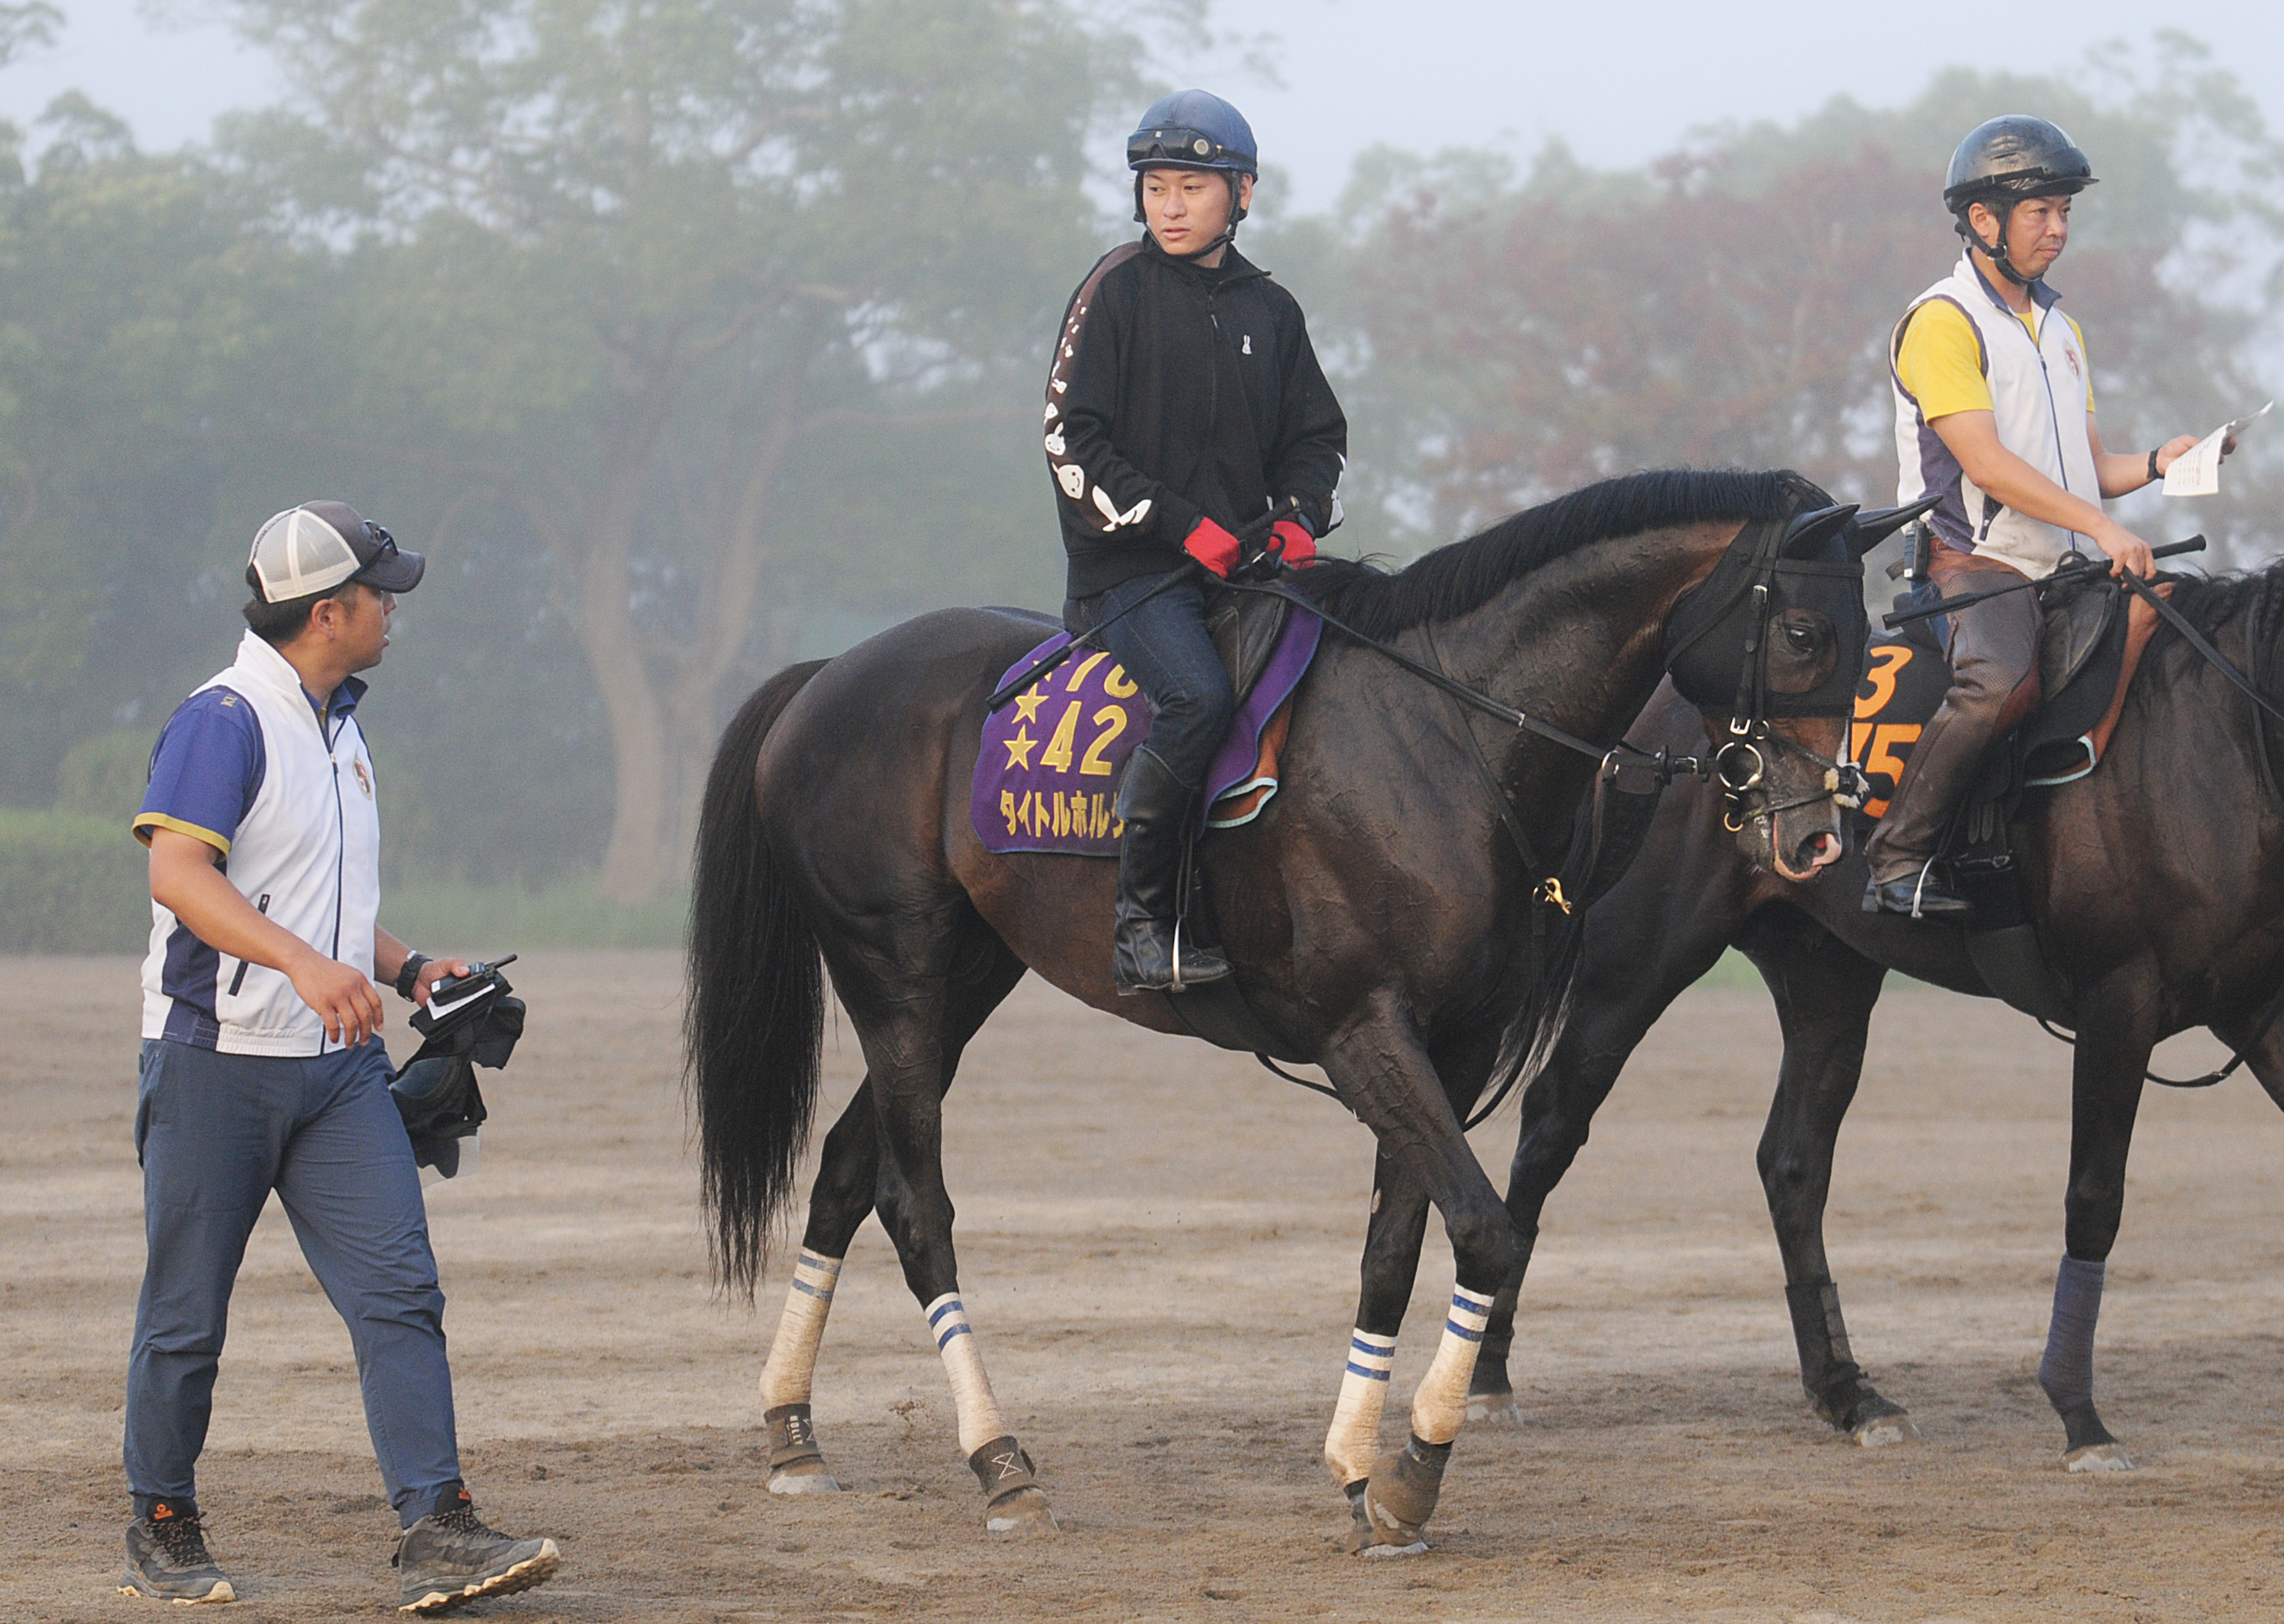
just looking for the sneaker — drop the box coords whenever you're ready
[119,1500,236,1605]
[393,1499,559,1614]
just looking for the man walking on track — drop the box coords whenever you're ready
[1866,115,2219,917]
[120,501,559,1612]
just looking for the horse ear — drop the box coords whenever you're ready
[1780,503,1859,559]
[1847,493,1941,557]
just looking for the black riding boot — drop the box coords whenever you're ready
[1860,701,1983,917]
[1112,746,1230,994]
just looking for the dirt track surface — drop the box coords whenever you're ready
[6,950,2284,1621]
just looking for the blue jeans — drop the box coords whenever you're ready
[125,1038,463,1527]
[1073,570,1234,792]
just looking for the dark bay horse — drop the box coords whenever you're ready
[687,470,1888,1550]
[1365,559,2284,1472]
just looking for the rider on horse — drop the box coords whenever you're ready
[1865,116,2209,917]
[1045,90,1348,992]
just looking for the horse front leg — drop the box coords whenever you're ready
[1471,885,1740,1424]
[1735,911,1915,1445]
[2037,969,2155,1472]
[1320,1000,1517,1555]
[1322,1149,1429,1545]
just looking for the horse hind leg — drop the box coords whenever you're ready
[757,1080,882,1494]
[2037,970,2155,1473]
[757,937,1030,1504]
[844,940,1055,1537]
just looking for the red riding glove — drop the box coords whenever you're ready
[1270,518,1317,567]
[1182,515,1243,579]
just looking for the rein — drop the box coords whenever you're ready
[1221,503,1865,1125]
[1214,576,1708,783]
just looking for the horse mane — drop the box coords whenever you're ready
[1288,467,1827,640]
[2155,557,2284,699]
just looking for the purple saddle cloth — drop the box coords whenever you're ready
[971,610,1321,856]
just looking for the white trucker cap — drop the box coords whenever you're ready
[247,500,425,603]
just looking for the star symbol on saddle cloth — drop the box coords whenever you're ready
[1003,728,1038,770]
[1012,688,1048,724]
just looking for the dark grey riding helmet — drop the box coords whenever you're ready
[1128,90,1258,244]
[1943,116,2097,286]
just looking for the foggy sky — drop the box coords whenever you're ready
[5,2,2282,211]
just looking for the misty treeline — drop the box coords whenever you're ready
[2,8,2279,908]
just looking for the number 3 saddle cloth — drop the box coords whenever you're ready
[971,595,1321,857]
[1852,562,2167,824]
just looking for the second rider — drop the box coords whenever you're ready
[1045,90,1347,993]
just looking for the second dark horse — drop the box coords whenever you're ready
[687,470,1905,1552]
[1379,560,2284,1472]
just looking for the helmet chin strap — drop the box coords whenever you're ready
[1966,196,2039,288]
[1134,172,1248,259]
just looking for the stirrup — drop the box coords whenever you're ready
[1179,914,1233,991]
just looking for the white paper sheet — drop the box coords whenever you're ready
[2164,400,2271,497]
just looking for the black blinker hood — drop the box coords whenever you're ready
[1664,503,1869,721]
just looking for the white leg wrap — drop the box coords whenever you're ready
[925,1293,1010,1456]
[758,1250,843,1411]
[1325,1328,1397,1485]
[1409,1285,1494,1447]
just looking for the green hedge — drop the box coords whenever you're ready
[0,809,151,952]
[378,879,687,952]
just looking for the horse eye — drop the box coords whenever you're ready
[1784,624,1817,652]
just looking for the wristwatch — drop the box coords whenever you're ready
[394,952,431,1001]
[2147,448,2162,485]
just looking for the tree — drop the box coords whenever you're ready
[1294,43,2284,561]
[221,0,1125,898]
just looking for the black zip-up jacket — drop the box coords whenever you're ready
[1045,237,1348,601]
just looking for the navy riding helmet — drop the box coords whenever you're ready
[1128,90,1257,233]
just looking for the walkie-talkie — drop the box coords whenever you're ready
[1886,520,1934,583]
[413,955,518,1043]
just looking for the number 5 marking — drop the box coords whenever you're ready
[1858,722,1921,819]
[1078,705,1128,777]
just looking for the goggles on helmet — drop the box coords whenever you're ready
[1128,126,1253,174]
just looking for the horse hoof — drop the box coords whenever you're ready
[984,1486,1061,1538]
[1466,1392,1523,1426]
[767,1462,843,1495]
[2065,1441,2133,1473]
[1853,1414,1917,1448]
[1343,1485,1430,1557]
[1356,1535,1432,1559]
[1849,1402,1919,1449]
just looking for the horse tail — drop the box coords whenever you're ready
[686,658,831,1300]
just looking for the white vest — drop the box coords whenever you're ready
[140,631,383,1055]
[1891,253,2101,580]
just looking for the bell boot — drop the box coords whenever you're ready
[1111,746,1230,994]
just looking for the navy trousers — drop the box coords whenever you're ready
[1071,570,1235,793]
[125,1037,463,1527]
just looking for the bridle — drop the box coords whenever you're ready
[1220,496,1910,871]
[1662,504,1884,838]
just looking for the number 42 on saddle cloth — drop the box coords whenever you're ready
[970,610,1322,856]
